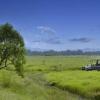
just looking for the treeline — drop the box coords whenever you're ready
[26,49,100,56]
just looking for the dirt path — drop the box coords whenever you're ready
[28,72,89,100]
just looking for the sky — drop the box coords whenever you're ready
[0,0,100,51]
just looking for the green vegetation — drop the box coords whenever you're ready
[25,56,90,71]
[0,23,25,77]
[46,71,100,99]
[0,69,86,100]
[0,55,100,100]
[25,56,100,99]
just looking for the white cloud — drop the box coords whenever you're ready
[32,26,63,45]
[37,26,56,34]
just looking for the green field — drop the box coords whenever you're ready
[46,71,100,99]
[0,56,100,100]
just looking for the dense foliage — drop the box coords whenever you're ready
[0,23,25,77]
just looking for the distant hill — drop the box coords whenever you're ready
[26,49,100,56]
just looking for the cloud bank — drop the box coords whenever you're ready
[33,26,62,44]
[69,37,93,43]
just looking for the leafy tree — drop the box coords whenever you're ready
[0,23,25,77]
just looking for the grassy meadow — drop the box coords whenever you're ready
[0,55,100,100]
[46,71,100,99]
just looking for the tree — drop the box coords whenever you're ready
[0,23,25,77]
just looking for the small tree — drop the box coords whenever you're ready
[0,23,25,77]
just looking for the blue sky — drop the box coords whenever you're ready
[0,0,100,51]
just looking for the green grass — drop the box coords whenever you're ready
[25,56,91,71]
[45,71,100,99]
[0,55,100,100]
[0,70,86,100]
[24,55,100,99]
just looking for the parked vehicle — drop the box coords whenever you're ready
[82,59,100,71]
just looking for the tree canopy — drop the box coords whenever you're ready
[0,23,25,77]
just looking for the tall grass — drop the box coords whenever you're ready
[0,69,85,100]
[0,56,98,100]
[45,71,100,99]
[0,70,12,88]
[25,55,91,71]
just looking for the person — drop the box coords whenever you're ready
[96,60,99,66]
